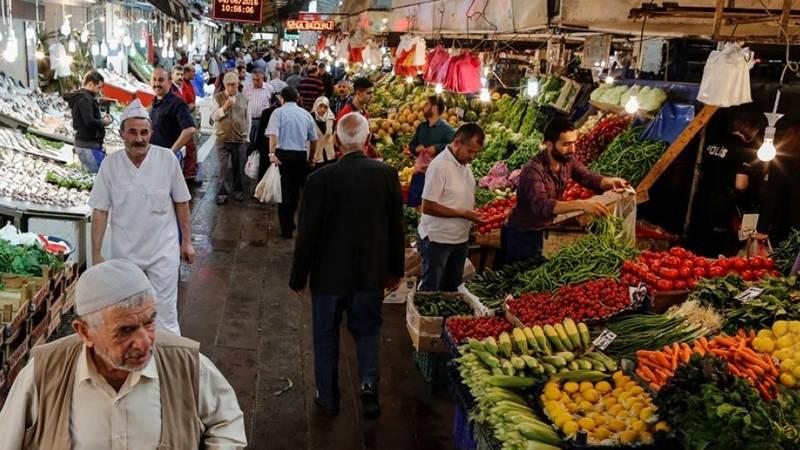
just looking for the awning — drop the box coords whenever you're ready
[149,0,192,22]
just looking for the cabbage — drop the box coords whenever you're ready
[590,84,611,102]
[599,85,628,105]
[639,87,668,112]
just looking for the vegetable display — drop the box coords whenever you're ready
[403,206,420,243]
[0,239,63,277]
[573,114,629,164]
[588,127,667,186]
[466,258,543,310]
[773,228,800,275]
[560,179,594,201]
[507,278,634,326]
[540,371,668,446]
[476,196,516,235]
[513,216,638,294]
[506,134,542,170]
[751,320,800,389]
[445,316,514,344]
[413,293,473,317]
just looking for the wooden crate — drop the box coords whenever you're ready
[28,312,49,349]
[1,265,52,290]
[3,334,28,376]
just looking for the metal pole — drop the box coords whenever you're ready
[682,127,707,241]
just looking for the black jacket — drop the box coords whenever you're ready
[252,105,277,180]
[290,152,405,295]
[64,89,105,147]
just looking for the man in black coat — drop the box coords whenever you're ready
[64,70,111,173]
[289,112,404,420]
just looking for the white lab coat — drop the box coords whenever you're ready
[88,146,191,334]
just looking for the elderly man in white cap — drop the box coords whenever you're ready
[88,99,195,335]
[0,259,247,449]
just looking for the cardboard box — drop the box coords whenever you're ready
[385,277,417,304]
[406,292,473,353]
[406,322,448,353]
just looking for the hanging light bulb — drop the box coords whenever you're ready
[434,83,443,94]
[405,76,413,84]
[122,35,131,47]
[100,40,108,57]
[3,35,18,62]
[80,27,89,43]
[25,27,35,40]
[526,77,540,98]
[167,45,174,58]
[157,38,164,48]
[91,42,100,56]
[757,112,783,162]
[161,46,168,59]
[604,75,615,84]
[624,86,640,114]
[68,38,77,53]
[479,87,491,103]
[60,19,71,37]
[35,49,45,59]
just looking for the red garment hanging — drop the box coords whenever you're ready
[348,46,364,63]
[424,45,451,84]
[444,51,482,94]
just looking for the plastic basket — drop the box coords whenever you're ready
[452,403,478,450]
[447,359,475,411]
[473,421,502,450]
[412,350,449,387]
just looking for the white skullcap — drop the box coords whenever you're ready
[120,99,150,124]
[75,259,154,316]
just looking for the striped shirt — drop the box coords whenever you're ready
[298,76,325,111]
[242,82,274,119]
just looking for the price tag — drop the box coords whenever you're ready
[735,287,764,304]
[628,282,647,305]
[455,107,465,119]
[592,329,617,350]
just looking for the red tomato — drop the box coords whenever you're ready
[716,258,731,270]
[753,269,767,279]
[693,257,709,268]
[663,256,681,268]
[741,270,754,281]
[658,267,679,280]
[669,247,689,258]
[750,256,765,270]
[656,279,674,291]
[693,267,707,278]
[645,273,658,285]
[686,279,697,289]
[681,259,694,269]
[674,280,687,290]
[732,257,749,271]
[708,266,725,277]
[679,266,693,279]
[764,258,776,270]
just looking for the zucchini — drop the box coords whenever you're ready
[516,423,562,446]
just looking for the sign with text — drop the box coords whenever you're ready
[284,19,335,31]
[212,0,263,24]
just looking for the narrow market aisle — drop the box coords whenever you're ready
[177,149,455,450]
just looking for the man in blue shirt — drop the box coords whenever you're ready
[149,67,196,155]
[407,95,455,207]
[266,86,318,238]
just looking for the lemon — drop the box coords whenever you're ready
[579,400,594,412]
[793,366,800,380]
[593,426,611,440]
[778,335,795,349]
[620,430,639,445]
[608,418,627,432]
[603,397,618,408]
[781,373,798,388]
[578,417,596,432]
[595,381,612,394]
[580,381,594,392]
[655,421,672,432]
[583,389,600,403]
[608,404,623,416]
[566,402,580,413]
[554,412,573,428]
[612,387,624,397]
[629,386,645,396]
[592,414,606,426]
[618,392,632,404]
[640,406,656,422]
[640,431,655,445]
[563,420,579,435]
[544,400,560,412]
[758,329,777,340]
[564,381,580,394]
[630,402,646,417]
[612,370,625,382]
[545,389,561,401]
[783,359,798,372]
[624,381,638,391]
[618,376,632,387]
[776,349,793,361]
[545,382,561,392]
[774,321,790,337]
[753,336,776,353]
[631,419,647,432]
[789,321,800,334]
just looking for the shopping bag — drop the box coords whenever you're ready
[613,192,637,247]
[254,165,282,204]
[244,151,260,179]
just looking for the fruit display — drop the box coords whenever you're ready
[540,371,668,446]
[752,320,800,390]
[398,166,414,186]
[507,278,636,326]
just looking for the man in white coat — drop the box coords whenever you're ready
[88,99,196,335]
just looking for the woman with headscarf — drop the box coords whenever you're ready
[310,96,337,168]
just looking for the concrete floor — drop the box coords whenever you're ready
[176,149,455,450]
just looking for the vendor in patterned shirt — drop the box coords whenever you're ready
[504,117,628,263]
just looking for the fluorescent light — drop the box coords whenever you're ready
[479,87,490,102]
[434,83,443,94]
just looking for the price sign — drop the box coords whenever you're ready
[455,107,465,119]
[592,329,617,351]
[212,0,263,23]
[628,283,647,305]
[735,287,764,304]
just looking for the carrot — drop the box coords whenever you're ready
[680,343,693,363]
[638,357,661,371]
[749,365,766,377]
[756,382,774,401]
[635,367,647,380]
[648,382,660,391]
[636,350,660,359]
[711,348,730,358]
[728,365,744,377]
[715,336,737,347]
[749,329,756,338]
[736,336,747,353]
[639,365,657,382]
[670,348,679,370]
[742,367,759,381]
[738,349,771,370]
[764,355,780,377]
[653,352,671,368]
[655,368,672,379]
[738,329,747,339]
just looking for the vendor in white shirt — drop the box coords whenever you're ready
[88,99,196,335]
[0,259,247,449]
[417,123,486,292]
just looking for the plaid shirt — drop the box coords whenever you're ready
[507,151,604,231]
[330,95,351,118]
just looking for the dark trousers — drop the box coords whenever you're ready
[276,149,308,237]
[217,142,247,197]
[418,237,469,292]
[502,226,544,264]
[248,118,261,146]
[312,291,383,408]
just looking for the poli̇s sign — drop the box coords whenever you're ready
[212,0,263,23]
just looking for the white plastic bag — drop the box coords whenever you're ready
[697,42,753,107]
[614,192,637,247]
[244,151,260,179]
[254,165,282,204]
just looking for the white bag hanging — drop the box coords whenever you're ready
[244,151,260,179]
[254,164,282,204]
[697,42,753,107]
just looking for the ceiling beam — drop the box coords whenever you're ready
[712,0,725,39]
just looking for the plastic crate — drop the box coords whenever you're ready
[448,359,475,411]
[473,421,502,450]
[453,403,477,450]
[412,350,449,388]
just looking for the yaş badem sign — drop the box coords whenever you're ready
[284,19,335,31]
[212,0,262,23]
